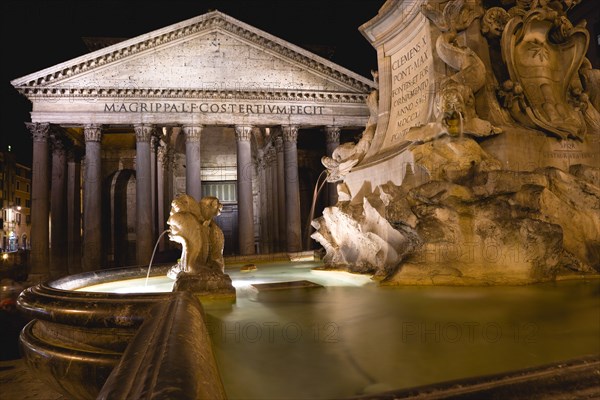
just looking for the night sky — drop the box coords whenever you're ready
[2,0,385,166]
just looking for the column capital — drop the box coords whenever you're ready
[282,125,299,143]
[26,122,51,142]
[182,124,203,142]
[134,123,154,142]
[83,124,103,142]
[234,125,253,142]
[324,126,341,144]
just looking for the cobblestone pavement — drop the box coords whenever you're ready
[0,358,66,400]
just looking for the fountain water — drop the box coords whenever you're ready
[16,258,600,399]
[304,169,328,249]
[73,261,600,399]
[145,229,170,287]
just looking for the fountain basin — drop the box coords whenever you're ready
[17,265,175,400]
[16,261,600,399]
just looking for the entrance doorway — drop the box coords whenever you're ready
[106,169,137,267]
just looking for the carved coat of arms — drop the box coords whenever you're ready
[501,8,589,139]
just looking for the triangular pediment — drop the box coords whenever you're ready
[12,10,375,97]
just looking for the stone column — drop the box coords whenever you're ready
[163,129,176,250]
[151,135,159,241]
[82,124,102,272]
[134,123,154,266]
[235,125,255,255]
[157,132,169,250]
[267,145,279,253]
[260,146,275,254]
[67,149,82,275]
[183,125,203,202]
[283,125,302,252]
[324,126,340,206]
[26,122,50,277]
[257,149,268,254]
[49,130,68,278]
[274,133,286,251]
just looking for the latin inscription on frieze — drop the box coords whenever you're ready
[103,102,324,115]
[384,24,434,149]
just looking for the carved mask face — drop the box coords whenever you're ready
[442,89,465,115]
[167,213,186,245]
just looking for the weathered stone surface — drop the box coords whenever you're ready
[569,164,600,188]
[480,128,600,172]
[510,168,600,271]
[410,136,502,183]
[471,170,549,197]
[311,198,420,278]
[173,269,236,297]
[313,136,600,284]
[394,196,566,285]
[312,0,600,285]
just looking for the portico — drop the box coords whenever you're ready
[12,10,375,277]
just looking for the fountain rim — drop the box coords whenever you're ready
[17,264,176,328]
[50,264,173,291]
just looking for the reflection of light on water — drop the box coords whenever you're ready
[231,279,267,288]
[310,269,373,287]
[229,262,374,289]
[75,262,371,293]
[76,276,174,293]
[423,290,487,299]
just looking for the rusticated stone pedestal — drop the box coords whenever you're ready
[173,268,236,298]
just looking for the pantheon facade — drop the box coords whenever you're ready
[11,11,375,277]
